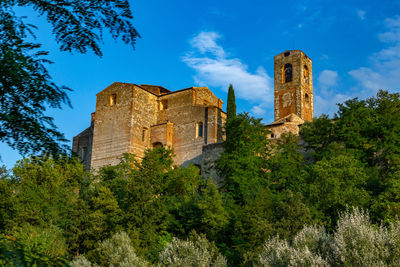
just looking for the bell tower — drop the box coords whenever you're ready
[274,50,313,122]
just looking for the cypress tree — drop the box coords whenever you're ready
[227,84,236,121]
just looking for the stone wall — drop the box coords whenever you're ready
[73,83,226,170]
[268,122,302,139]
[90,82,158,169]
[72,123,93,170]
[128,84,158,158]
[201,142,224,184]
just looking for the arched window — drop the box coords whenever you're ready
[303,65,309,84]
[152,142,163,148]
[305,93,310,108]
[197,122,203,138]
[283,63,293,83]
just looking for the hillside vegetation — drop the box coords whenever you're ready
[1,90,400,266]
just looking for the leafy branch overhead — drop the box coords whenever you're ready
[0,0,140,155]
[3,0,140,57]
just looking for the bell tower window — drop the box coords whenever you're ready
[303,65,309,84]
[283,63,293,83]
[305,93,310,108]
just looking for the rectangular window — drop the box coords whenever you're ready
[197,122,203,138]
[142,128,148,143]
[160,99,168,110]
[82,147,87,161]
[110,93,117,106]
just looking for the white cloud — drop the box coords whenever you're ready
[378,17,400,43]
[357,9,366,20]
[189,32,226,58]
[349,16,400,96]
[314,93,350,117]
[316,16,400,117]
[314,69,352,116]
[183,31,273,115]
[318,70,338,89]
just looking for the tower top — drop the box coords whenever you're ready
[274,50,310,58]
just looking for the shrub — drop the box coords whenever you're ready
[75,231,149,267]
[259,207,400,267]
[259,235,329,267]
[158,233,226,267]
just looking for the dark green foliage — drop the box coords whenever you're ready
[0,224,69,266]
[301,90,400,223]
[226,84,236,121]
[0,0,139,155]
[0,9,70,155]
[9,156,88,230]
[306,154,370,228]
[2,90,400,266]
[226,84,237,145]
[0,168,14,232]
[266,133,306,192]
[217,113,270,204]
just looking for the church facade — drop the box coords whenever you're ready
[72,50,313,171]
[72,83,225,170]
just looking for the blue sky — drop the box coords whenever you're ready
[2,0,400,168]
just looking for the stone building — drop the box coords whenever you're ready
[267,50,313,138]
[72,83,225,170]
[73,50,313,171]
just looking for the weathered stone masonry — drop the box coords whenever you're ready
[73,82,226,170]
[267,50,313,138]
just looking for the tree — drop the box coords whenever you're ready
[121,148,174,257]
[0,0,140,155]
[9,156,88,230]
[226,84,236,144]
[0,224,69,266]
[306,154,370,229]
[300,90,400,223]
[217,113,271,204]
[0,169,14,232]
[197,181,229,239]
[226,84,236,121]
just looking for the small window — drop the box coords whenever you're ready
[305,93,310,108]
[197,122,203,138]
[270,133,275,138]
[303,65,309,84]
[142,128,148,143]
[153,142,163,148]
[160,99,168,110]
[110,93,117,106]
[82,147,87,161]
[283,63,293,83]
[284,51,290,57]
